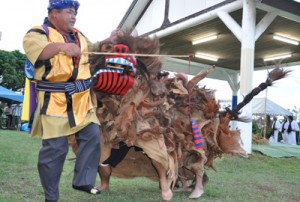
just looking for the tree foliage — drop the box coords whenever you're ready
[0,50,26,91]
[288,106,300,122]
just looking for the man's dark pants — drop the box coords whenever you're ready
[37,123,100,201]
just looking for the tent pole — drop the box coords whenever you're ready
[263,88,268,139]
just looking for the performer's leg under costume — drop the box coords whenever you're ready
[102,142,131,167]
[97,142,131,190]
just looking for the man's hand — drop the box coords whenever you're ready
[89,28,124,52]
[38,43,81,60]
[108,28,124,44]
[60,43,82,57]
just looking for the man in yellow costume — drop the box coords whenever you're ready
[23,0,122,201]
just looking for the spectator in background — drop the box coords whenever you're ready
[12,103,22,130]
[269,116,281,143]
[0,103,5,129]
[281,116,289,144]
[0,104,3,117]
[4,104,13,129]
[287,115,299,145]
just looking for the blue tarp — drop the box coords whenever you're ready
[0,86,23,103]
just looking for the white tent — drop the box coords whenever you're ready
[252,98,292,116]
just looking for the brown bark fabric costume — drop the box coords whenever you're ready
[69,32,290,199]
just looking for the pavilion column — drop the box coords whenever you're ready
[238,0,256,154]
[218,69,240,130]
[231,72,239,108]
[231,72,239,131]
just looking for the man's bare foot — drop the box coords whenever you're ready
[96,164,111,191]
[161,189,173,201]
[95,184,109,191]
[189,173,204,199]
[189,188,204,199]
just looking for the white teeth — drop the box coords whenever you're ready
[105,57,136,73]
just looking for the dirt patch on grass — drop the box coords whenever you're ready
[236,182,276,193]
[254,184,276,192]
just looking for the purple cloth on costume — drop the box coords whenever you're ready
[29,81,36,133]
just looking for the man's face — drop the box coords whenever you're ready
[53,8,77,34]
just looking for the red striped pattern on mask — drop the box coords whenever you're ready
[93,69,134,96]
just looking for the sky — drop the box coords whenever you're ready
[201,66,300,110]
[0,0,299,110]
[0,0,133,52]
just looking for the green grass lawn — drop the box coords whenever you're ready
[0,130,300,202]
